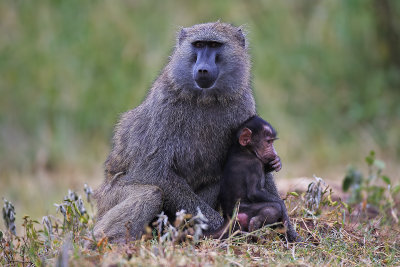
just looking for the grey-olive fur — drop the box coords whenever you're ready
[93,22,258,243]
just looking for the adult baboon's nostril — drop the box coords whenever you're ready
[194,61,218,89]
[199,69,208,74]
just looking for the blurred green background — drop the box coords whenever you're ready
[1,0,399,220]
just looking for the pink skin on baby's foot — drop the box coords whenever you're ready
[237,213,249,229]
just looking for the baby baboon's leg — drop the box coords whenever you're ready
[93,184,163,243]
[246,202,282,232]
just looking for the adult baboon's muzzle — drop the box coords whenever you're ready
[193,47,219,89]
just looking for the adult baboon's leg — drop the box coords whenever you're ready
[196,182,220,210]
[93,184,163,243]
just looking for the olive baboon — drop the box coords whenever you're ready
[210,116,299,241]
[93,22,296,243]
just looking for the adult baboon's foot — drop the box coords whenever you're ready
[92,184,163,244]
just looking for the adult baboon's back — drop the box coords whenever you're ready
[94,22,256,243]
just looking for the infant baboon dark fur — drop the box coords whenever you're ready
[212,116,299,242]
[93,22,256,243]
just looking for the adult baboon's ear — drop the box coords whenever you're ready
[239,128,252,146]
[236,27,246,48]
[178,28,187,45]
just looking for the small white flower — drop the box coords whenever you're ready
[76,197,86,215]
[42,216,53,236]
[156,211,169,233]
[176,209,186,221]
[54,203,67,218]
[84,184,93,203]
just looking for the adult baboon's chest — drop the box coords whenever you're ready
[170,105,234,187]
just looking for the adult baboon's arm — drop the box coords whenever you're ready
[161,170,223,230]
[130,167,224,230]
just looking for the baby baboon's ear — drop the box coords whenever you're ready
[239,128,252,146]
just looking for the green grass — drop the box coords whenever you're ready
[1,0,399,176]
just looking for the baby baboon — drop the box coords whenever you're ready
[211,116,300,242]
[93,22,256,243]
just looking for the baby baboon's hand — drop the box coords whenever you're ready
[269,156,282,172]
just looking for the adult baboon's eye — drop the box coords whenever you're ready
[209,42,222,48]
[192,41,204,48]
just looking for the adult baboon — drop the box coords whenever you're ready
[93,22,257,243]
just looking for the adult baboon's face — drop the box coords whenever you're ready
[168,22,251,97]
[191,41,222,89]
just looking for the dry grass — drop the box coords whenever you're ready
[1,178,399,266]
